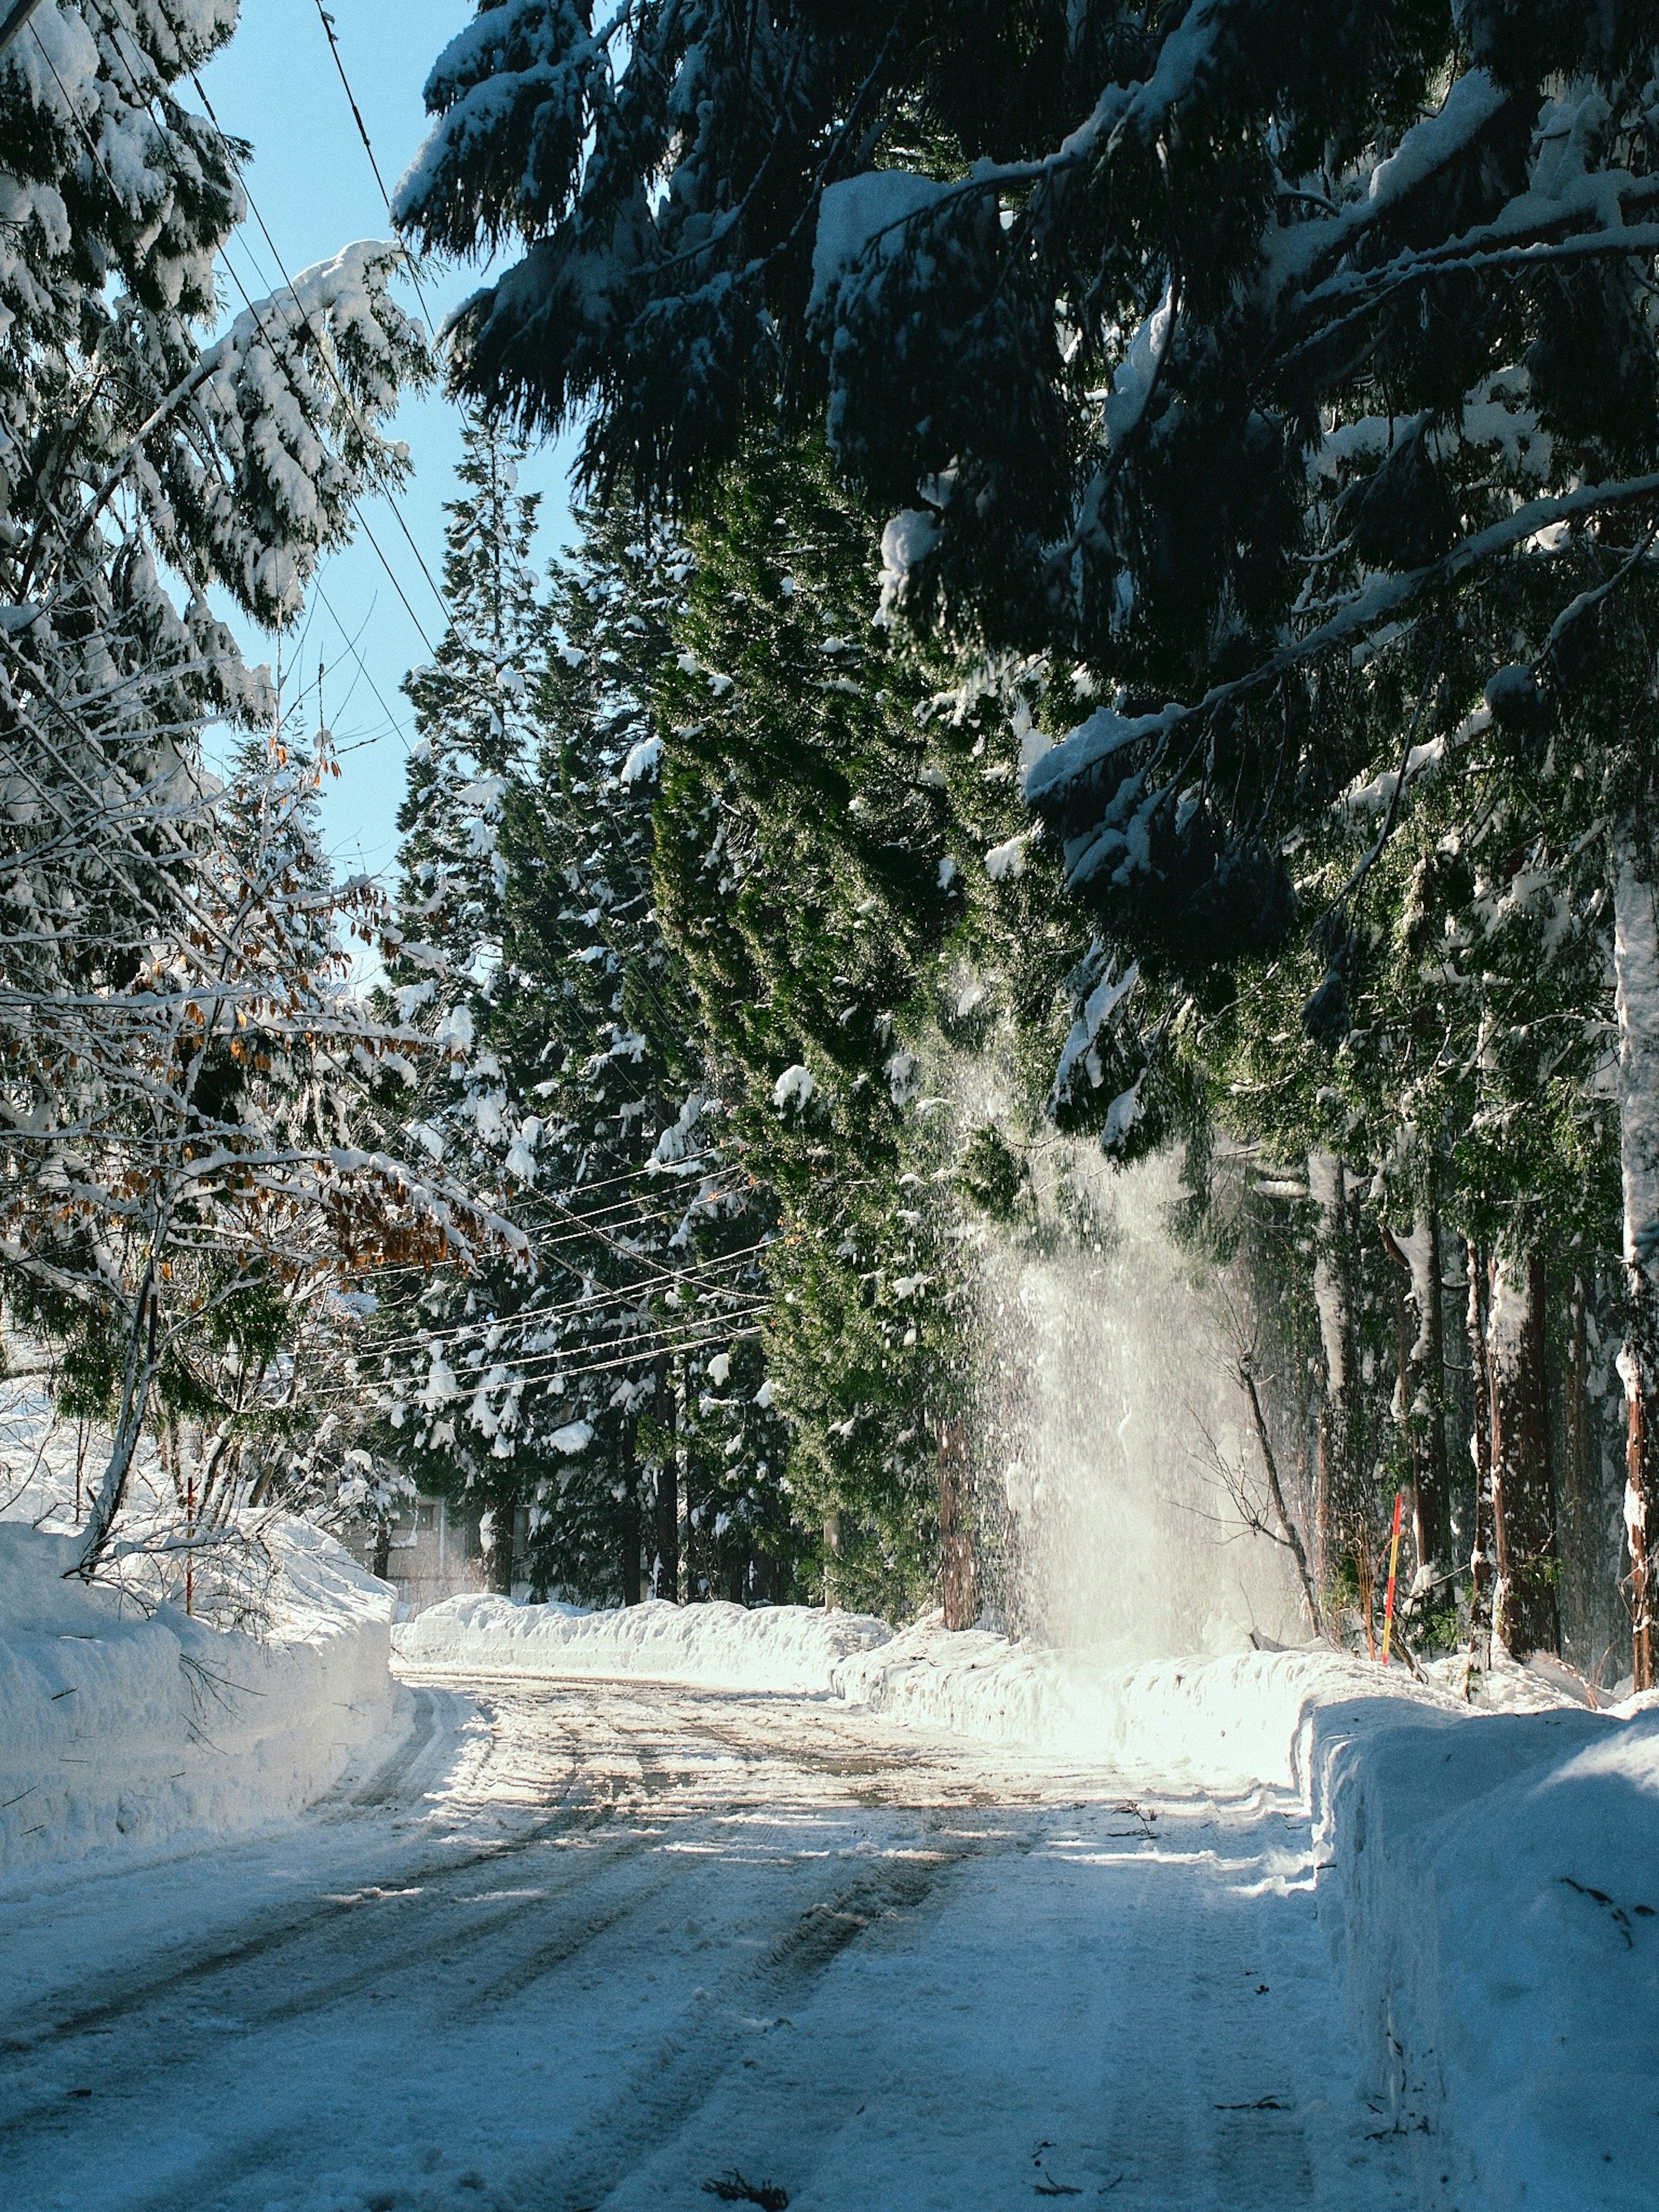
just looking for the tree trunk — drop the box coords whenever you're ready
[936,1416,979,1630]
[652,1356,679,1602]
[72,1269,159,1578]
[1407,1207,1449,1579]
[1613,818,1659,1691]
[822,1510,842,1610]
[488,1493,518,1595]
[1309,1150,1356,1586]
[371,1516,392,1583]
[679,1357,700,1601]
[1314,1409,1333,1593]
[1464,1239,1494,1681]
[1488,1249,1559,1658]
[620,1423,642,1606]
[1383,1208,1450,1594]
[1558,1274,1596,1667]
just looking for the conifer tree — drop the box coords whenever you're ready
[496,500,798,1605]
[398,2,1659,1667]
[377,418,551,1589]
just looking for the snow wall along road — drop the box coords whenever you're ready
[0,1518,397,1878]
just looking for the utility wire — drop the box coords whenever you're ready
[309,1,445,346]
[40,5,447,671]
[310,1317,772,1406]
[359,1239,776,1363]
[312,3,394,207]
[184,58,453,629]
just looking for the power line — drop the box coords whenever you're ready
[360,1239,776,1363]
[312,572,416,755]
[309,0,444,344]
[183,58,453,630]
[308,1317,772,1407]
[311,3,394,208]
[41,4,448,678]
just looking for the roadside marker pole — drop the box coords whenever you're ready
[1380,1489,1403,1665]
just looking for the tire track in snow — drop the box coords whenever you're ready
[520,1818,1010,2212]
[0,1676,1410,2212]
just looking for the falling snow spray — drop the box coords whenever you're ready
[976,1144,1305,1660]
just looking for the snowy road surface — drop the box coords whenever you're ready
[0,1670,1418,2212]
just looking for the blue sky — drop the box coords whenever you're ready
[200,0,577,884]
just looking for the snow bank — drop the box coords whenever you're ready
[394,1592,891,1694]
[397,1594,1397,1792]
[836,1622,1396,1790]
[0,1518,396,1878]
[1310,1692,1659,2211]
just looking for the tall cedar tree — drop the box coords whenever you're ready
[397,0,1659,1672]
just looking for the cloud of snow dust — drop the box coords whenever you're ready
[978,1145,1306,1661]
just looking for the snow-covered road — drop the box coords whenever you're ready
[0,1670,1416,2212]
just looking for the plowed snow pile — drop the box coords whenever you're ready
[1310,1692,1659,2212]
[392,1588,893,1695]
[0,1518,397,1877]
[397,1591,1385,1788]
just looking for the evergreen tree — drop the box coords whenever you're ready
[376,418,551,1589]
[502,500,800,1605]
[397,2,1659,1668]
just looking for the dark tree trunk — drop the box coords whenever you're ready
[1309,1151,1357,1585]
[371,1516,391,1583]
[620,1414,642,1605]
[488,1494,518,1595]
[1489,1250,1559,1658]
[1465,1240,1494,1674]
[652,1357,679,1602]
[936,1416,979,1630]
[621,1511,642,1605]
[1625,1359,1653,1691]
[1413,1207,1450,1573]
[1558,1274,1597,1666]
[1612,817,1659,1691]
[680,1358,701,1601]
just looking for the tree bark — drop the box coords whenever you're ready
[822,1510,842,1610]
[1613,818,1659,1690]
[1558,1274,1596,1665]
[679,1356,701,1602]
[371,1516,392,1583]
[620,1420,642,1605]
[487,1493,518,1595]
[652,1356,679,1603]
[1408,1206,1449,1576]
[1314,1408,1334,1592]
[1488,1249,1559,1658]
[1382,1208,1450,1592]
[1464,1239,1494,1682]
[72,1268,159,1579]
[936,1416,979,1630]
[1309,1150,1356,1588]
